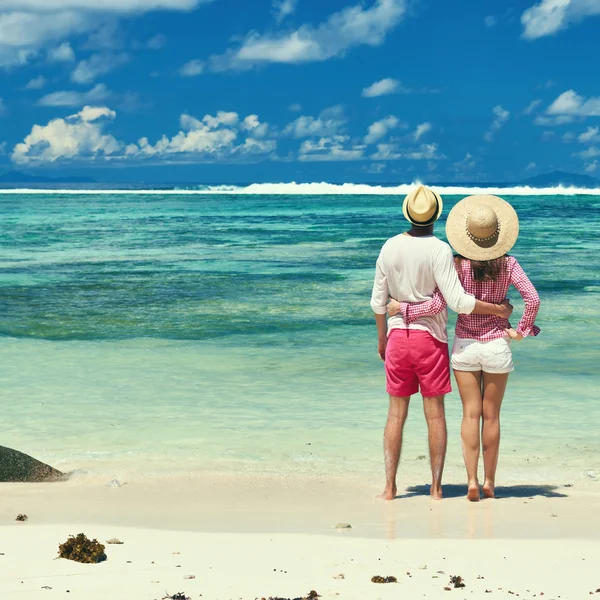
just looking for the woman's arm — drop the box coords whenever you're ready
[387,288,447,323]
[509,258,541,338]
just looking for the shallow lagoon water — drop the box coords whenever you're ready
[0,191,598,486]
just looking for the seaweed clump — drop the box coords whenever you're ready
[450,575,466,588]
[371,576,398,584]
[15,514,28,522]
[162,594,190,600]
[58,533,107,564]
[262,591,320,600]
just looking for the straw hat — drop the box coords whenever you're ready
[402,185,443,226]
[446,194,519,261]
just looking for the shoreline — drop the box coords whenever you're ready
[2,472,598,540]
[2,475,599,598]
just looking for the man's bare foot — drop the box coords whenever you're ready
[482,480,495,499]
[430,484,443,500]
[377,485,397,501]
[467,481,480,502]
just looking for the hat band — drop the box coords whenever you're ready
[466,218,501,242]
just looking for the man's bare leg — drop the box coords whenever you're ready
[481,372,509,499]
[423,395,447,500]
[454,370,484,501]
[378,395,410,500]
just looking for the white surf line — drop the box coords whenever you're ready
[1,183,599,195]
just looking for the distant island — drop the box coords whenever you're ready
[520,170,600,188]
[0,170,97,185]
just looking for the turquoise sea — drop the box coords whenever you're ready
[1,187,599,486]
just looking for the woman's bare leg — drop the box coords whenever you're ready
[481,372,509,498]
[454,370,483,502]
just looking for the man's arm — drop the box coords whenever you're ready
[374,313,388,360]
[371,254,389,361]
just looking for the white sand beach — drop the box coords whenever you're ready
[1,475,599,599]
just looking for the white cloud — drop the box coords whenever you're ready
[0,1,209,70]
[284,105,346,138]
[362,77,399,97]
[48,42,75,62]
[574,146,600,159]
[128,111,275,161]
[584,160,598,172]
[12,105,121,164]
[371,142,443,160]
[209,0,406,70]
[522,99,542,115]
[145,34,167,49]
[179,59,204,77]
[534,114,574,126]
[71,52,129,83]
[298,136,365,161]
[547,89,600,117]
[0,1,204,11]
[452,152,477,172]
[0,11,87,68]
[273,0,298,24]
[522,0,600,39]
[484,15,497,27]
[288,103,302,112]
[361,77,436,97]
[12,106,275,165]
[38,83,110,107]
[414,122,432,141]
[25,75,47,90]
[526,161,537,170]
[364,115,400,144]
[405,143,443,160]
[241,114,269,138]
[579,126,600,143]
[484,105,510,142]
[366,162,386,174]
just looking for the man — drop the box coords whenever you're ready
[370,185,513,500]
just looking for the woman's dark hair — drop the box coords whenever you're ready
[455,255,508,283]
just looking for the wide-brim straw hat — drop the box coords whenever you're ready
[446,194,519,261]
[402,185,443,226]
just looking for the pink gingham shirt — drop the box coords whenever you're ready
[400,256,541,341]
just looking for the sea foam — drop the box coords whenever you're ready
[1,182,599,195]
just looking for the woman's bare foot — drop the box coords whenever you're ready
[482,480,495,499]
[430,484,443,500]
[467,480,480,502]
[377,485,397,501]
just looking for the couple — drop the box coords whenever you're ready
[371,185,540,501]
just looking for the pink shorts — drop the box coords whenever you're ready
[385,329,452,398]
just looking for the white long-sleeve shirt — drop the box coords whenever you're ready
[370,234,476,343]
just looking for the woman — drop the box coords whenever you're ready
[387,194,540,501]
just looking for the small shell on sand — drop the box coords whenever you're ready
[334,523,352,529]
[106,479,125,488]
[106,538,124,545]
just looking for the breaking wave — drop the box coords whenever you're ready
[1,182,599,195]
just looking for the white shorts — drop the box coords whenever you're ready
[451,337,514,374]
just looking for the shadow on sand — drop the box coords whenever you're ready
[399,483,568,499]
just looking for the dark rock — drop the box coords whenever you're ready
[0,445,65,483]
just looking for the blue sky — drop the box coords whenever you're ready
[0,0,599,183]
